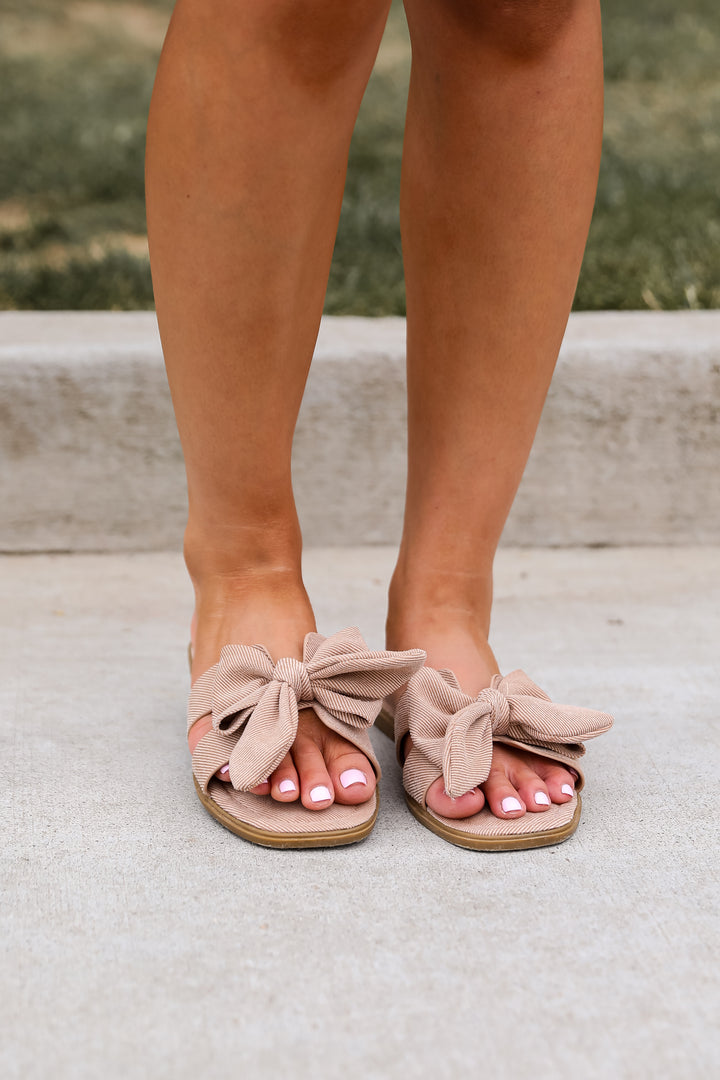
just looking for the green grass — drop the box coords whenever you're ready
[579,2,720,309]
[0,0,718,311]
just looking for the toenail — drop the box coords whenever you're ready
[219,764,229,777]
[502,797,523,813]
[340,769,367,789]
[561,783,574,797]
[534,792,551,806]
[310,785,332,803]
[278,779,296,794]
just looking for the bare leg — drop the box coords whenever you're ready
[146,0,392,808]
[386,0,604,818]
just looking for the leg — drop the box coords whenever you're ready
[146,0,392,808]
[386,0,603,817]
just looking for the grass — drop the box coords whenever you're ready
[0,0,718,312]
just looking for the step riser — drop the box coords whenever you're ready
[1,312,719,551]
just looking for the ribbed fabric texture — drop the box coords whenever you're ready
[395,666,614,801]
[188,626,426,793]
[207,781,378,834]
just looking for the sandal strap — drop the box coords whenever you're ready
[187,626,425,792]
[396,666,613,800]
[192,728,239,794]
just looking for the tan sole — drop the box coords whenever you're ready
[406,792,582,851]
[193,777,379,850]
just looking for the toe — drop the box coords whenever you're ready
[425,776,485,819]
[534,761,577,804]
[481,765,526,819]
[269,753,300,802]
[292,729,335,811]
[511,763,552,813]
[188,715,231,783]
[325,744,376,806]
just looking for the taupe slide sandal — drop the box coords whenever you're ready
[187,627,425,849]
[378,667,613,851]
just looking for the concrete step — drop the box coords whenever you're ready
[1,311,719,551]
[1,545,717,1077]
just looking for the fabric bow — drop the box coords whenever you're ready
[397,667,613,798]
[206,627,425,791]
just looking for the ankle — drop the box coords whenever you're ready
[184,515,316,668]
[387,556,494,642]
[189,565,316,677]
[184,514,304,591]
[386,557,499,695]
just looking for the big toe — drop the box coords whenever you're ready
[425,776,485,819]
[326,745,376,806]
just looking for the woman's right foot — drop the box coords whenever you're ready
[186,566,377,811]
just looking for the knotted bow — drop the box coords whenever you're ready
[198,627,425,791]
[397,667,613,798]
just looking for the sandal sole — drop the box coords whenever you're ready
[405,792,581,851]
[193,776,378,849]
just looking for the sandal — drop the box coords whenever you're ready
[377,666,613,851]
[187,626,425,849]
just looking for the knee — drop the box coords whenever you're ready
[442,0,579,59]
[268,0,392,87]
[179,0,391,88]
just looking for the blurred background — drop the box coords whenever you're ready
[1,0,718,312]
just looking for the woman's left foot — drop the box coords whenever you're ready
[386,611,578,822]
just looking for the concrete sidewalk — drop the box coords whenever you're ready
[2,546,718,1079]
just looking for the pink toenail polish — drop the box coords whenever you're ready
[278,779,296,794]
[310,785,332,803]
[219,764,230,777]
[535,792,551,806]
[502,797,522,813]
[561,783,574,797]
[340,769,367,789]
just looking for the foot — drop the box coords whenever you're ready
[386,613,578,822]
[187,568,376,811]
